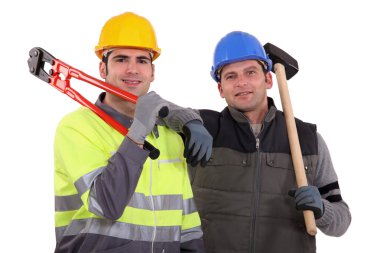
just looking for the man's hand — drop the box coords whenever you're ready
[288,186,324,219]
[127,91,168,144]
[183,120,213,167]
[138,95,213,166]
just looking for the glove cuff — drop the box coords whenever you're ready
[165,103,203,132]
[127,118,148,145]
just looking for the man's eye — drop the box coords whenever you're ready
[138,59,149,64]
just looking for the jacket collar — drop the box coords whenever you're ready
[95,92,134,129]
[227,97,277,124]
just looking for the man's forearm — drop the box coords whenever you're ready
[89,137,149,220]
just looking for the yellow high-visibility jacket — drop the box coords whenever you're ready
[54,103,203,253]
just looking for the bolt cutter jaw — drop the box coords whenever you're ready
[28,47,55,83]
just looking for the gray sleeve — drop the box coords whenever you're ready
[314,132,352,236]
[89,137,149,220]
[157,102,202,132]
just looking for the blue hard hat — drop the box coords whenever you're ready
[210,31,272,82]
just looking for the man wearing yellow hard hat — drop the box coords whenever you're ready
[53,12,210,252]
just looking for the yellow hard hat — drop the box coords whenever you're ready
[95,12,161,61]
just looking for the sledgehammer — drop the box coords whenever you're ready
[264,43,317,236]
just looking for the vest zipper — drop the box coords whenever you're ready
[250,137,262,253]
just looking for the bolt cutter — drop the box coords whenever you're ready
[27,47,162,159]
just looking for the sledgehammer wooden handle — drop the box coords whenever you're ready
[274,63,317,236]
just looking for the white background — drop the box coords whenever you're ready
[1,0,378,252]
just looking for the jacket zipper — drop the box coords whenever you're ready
[150,158,157,253]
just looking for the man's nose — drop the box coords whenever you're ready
[236,75,247,87]
[126,61,138,74]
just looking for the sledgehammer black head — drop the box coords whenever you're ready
[263,43,298,80]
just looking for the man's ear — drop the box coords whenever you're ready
[151,64,155,82]
[265,72,273,89]
[99,62,107,79]
[218,83,225,98]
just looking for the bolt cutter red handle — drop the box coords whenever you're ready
[28,47,160,159]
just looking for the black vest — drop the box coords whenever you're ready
[190,98,318,253]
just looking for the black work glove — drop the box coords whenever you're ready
[182,120,213,167]
[288,186,324,219]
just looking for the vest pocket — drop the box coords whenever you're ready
[262,153,315,195]
[193,148,252,192]
[260,153,308,221]
[207,147,250,167]
[265,153,313,175]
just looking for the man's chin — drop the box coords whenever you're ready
[232,104,252,112]
[121,87,140,97]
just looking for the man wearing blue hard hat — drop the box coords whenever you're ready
[166,31,351,252]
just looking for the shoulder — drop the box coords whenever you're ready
[59,107,91,124]
[58,107,103,126]
[294,117,317,134]
[56,107,111,137]
[199,109,222,119]
[292,116,318,154]
[198,108,227,137]
[198,107,233,121]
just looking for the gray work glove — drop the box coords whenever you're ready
[127,91,169,144]
[288,186,324,219]
[182,120,213,167]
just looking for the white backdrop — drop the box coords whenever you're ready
[1,0,378,251]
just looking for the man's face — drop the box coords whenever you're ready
[99,48,155,97]
[218,60,272,113]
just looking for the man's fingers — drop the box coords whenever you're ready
[188,146,201,167]
[297,196,314,206]
[288,189,296,197]
[200,155,208,167]
[184,135,195,158]
[158,106,169,118]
